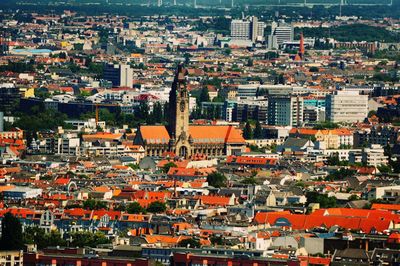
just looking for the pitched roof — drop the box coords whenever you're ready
[139,126,170,144]
[189,125,245,144]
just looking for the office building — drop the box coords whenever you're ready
[231,16,266,42]
[268,21,294,49]
[0,84,21,115]
[103,63,133,88]
[237,84,259,98]
[326,91,368,123]
[268,96,304,127]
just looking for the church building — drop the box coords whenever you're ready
[134,65,246,158]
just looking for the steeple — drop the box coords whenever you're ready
[169,64,191,158]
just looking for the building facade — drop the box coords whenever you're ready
[326,91,368,123]
[268,96,304,127]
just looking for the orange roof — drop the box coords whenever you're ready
[371,203,400,211]
[253,208,399,233]
[189,125,245,144]
[199,195,232,206]
[227,156,278,166]
[139,125,245,144]
[82,132,123,141]
[139,126,170,144]
[144,235,189,245]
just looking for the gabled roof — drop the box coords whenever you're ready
[199,195,233,206]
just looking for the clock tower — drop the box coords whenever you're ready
[169,65,191,158]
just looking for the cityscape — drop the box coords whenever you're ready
[0,0,399,265]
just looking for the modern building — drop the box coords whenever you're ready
[237,84,258,98]
[103,63,133,88]
[57,133,81,156]
[268,21,294,49]
[325,91,368,123]
[232,101,268,123]
[268,96,304,127]
[231,16,266,42]
[349,144,388,167]
[0,84,21,115]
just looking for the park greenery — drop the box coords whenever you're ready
[298,24,400,43]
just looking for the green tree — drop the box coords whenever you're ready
[243,122,253,139]
[206,172,227,188]
[348,195,360,201]
[0,212,24,250]
[162,162,177,173]
[198,87,210,104]
[253,121,262,139]
[178,238,201,248]
[24,229,66,249]
[306,192,337,208]
[147,201,167,213]
[83,199,108,210]
[241,177,258,185]
[70,231,110,248]
[127,202,146,214]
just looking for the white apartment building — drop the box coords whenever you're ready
[231,16,265,42]
[362,144,388,167]
[57,133,81,156]
[325,90,368,123]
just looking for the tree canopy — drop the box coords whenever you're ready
[207,172,227,188]
[0,212,24,250]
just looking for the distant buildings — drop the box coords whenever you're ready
[230,16,266,43]
[326,91,368,123]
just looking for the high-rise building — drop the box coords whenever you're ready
[0,111,3,132]
[325,91,368,123]
[230,16,265,42]
[268,21,294,49]
[103,64,133,88]
[268,96,304,127]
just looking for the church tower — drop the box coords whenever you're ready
[169,65,191,158]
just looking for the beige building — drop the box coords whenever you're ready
[326,91,368,123]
